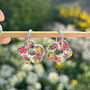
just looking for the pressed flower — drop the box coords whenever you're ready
[49,43,53,46]
[23,55,28,60]
[63,44,68,50]
[50,58,53,61]
[29,44,34,48]
[30,41,32,44]
[35,55,38,59]
[19,46,27,54]
[55,57,59,62]
[57,61,61,65]
[49,53,54,58]
[69,50,72,56]
[37,52,41,56]
[37,47,41,52]
[36,59,39,63]
[54,45,58,48]
[25,60,30,64]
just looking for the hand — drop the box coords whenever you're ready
[0,10,5,21]
[0,10,11,44]
[0,37,11,44]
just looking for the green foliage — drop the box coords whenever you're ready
[0,0,52,30]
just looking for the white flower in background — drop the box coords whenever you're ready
[21,64,33,72]
[34,82,41,90]
[27,82,41,90]
[8,75,18,87]
[8,88,17,90]
[16,71,26,82]
[11,45,18,52]
[26,72,38,84]
[34,64,44,77]
[59,75,69,84]
[57,83,64,90]
[66,84,75,90]
[0,78,8,85]
[48,72,59,84]
[27,86,35,90]
[44,86,52,90]
[67,61,76,67]
[0,65,15,78]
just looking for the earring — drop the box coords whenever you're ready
[18,29,44,64]
[46,30,72,65]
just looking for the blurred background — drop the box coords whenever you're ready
[0,0,90,90]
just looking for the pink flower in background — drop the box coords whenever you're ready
[63,44,68,50]
[19,46,27,54]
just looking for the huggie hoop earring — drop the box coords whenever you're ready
[18,29,44,64]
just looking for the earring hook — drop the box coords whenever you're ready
[58,29,63,49]
[27,29,32,40]
[58,29,63,42]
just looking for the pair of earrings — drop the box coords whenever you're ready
[18,29,72,65]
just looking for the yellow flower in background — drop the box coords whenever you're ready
[79,22,87,28]
[80,11,88,20]
[87,16,90,24]
[69,7,74,16]
[71,80,77,86]
[59,8,65,16]
[59,7,68,18]
[74,7,81,17]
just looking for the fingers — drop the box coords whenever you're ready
[0,37,11,44]
[0,10,5,21]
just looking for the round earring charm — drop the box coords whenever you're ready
[46,30,73,65]
[18,30,44,64]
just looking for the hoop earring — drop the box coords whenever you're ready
[18,29,44,64]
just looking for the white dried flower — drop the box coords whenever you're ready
[48,72,59,84]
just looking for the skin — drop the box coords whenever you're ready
[0,10,11,44]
